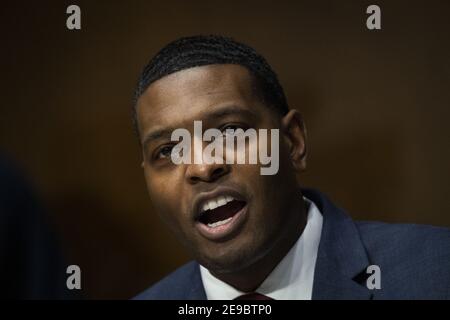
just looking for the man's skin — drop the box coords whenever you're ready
[136,64,309,292]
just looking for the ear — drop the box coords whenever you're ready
[281,109,307,171]
[141,151,145,168]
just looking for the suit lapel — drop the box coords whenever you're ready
[303,189,373,300]
[185,262,207,300]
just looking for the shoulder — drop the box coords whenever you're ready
[356,220,450,256]
[355,221,450,298]
[133,261,205,300]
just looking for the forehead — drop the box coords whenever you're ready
[136,64,260,136]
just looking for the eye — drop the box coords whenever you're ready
[155,145,174,160]
[221,123,248,135]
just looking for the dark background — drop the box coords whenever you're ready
[0,0,449,299]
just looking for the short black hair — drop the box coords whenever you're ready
[133,35,289,134]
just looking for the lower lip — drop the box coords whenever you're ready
[195,204,248,242]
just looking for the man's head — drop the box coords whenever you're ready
[134,35,307,276]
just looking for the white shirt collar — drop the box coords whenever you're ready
[200,196,323,300]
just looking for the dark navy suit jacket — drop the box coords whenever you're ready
[135,189,450,299]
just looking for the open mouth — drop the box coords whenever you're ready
[194,193,248,241]
[198,196,246,227]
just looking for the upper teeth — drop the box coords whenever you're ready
[201,195,235,213]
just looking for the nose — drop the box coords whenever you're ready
[186,161,230,184]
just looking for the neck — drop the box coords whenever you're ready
[211,196,308,292]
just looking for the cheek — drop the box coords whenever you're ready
[145,172,178,216]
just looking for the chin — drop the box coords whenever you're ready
[197,242,261,274]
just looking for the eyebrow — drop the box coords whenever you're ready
[206,105,258,121]
[142,105,258,149]
[142,127,175,150]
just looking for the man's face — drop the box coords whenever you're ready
[136,64,304,274]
